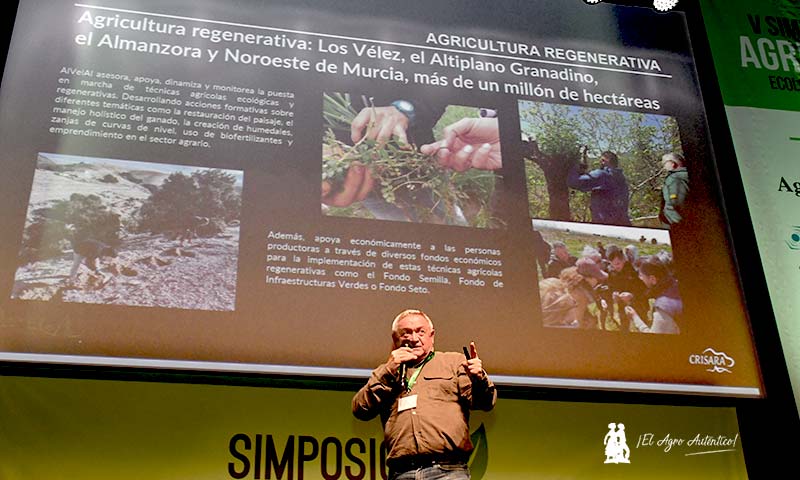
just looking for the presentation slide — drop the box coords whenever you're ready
[0,0,762,395]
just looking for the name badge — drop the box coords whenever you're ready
[398,394,418,412]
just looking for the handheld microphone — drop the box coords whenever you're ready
[399,342,410,388]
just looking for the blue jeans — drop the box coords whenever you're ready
[390,463,470,480]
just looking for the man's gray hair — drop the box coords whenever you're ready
[582,245,601,259]
[391,309,434,332]
[661,152,685,166]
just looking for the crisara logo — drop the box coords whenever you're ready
[689,348,735,373]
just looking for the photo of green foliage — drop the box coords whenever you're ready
[322,92,503,228]
[519,101,681,228]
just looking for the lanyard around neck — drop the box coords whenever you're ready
[405,351,435,391]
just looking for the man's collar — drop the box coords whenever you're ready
[410,351,435,368]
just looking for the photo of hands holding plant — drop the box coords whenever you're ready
[322,92,504,228]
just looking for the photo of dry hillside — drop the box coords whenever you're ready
[10,153,243,311]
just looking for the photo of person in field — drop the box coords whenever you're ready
[519,101,685,229]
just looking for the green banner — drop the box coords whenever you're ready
[700,0,800,110]
[700,0,800,413]
[0,376,747,479]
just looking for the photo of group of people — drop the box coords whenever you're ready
[321,92,504,228]
[533,220,680,334]
[10,154,243,312]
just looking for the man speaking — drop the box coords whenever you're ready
[352,309,496,479]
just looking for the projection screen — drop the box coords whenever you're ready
[0,0,763,396]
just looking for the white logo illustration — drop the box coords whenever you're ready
[688,348,735,374]
[653,0,679,12]
[603,423,631,464]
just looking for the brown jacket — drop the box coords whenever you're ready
[352,351,496,462]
